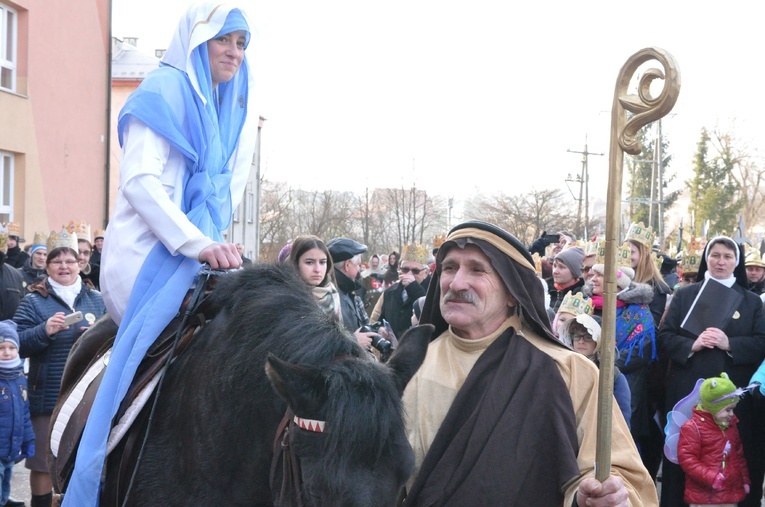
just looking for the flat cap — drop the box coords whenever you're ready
[327,237,367,263]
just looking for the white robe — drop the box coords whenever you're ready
[101,117,254,324]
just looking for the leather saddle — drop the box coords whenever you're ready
[49,279,220,495]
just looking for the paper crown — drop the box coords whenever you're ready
[66,220,91,242]
[47,228,79,252]
[432,233,447,251]
[584,238,606,264]
[745,250,765,269]
[93,229,106,240]
[624,222,656,248]
[532,252,543,276]
[681,249,702,273]
[401,243,429,265]
[4,221,22,240]
[616,242,633,270]
[558,292,594,317]
[31,232,48,247]
[651,252,663,272]
[0,225,8,254]
[688,236,706,253]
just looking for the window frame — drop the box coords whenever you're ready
[0,3,17,93]
[0,151,14,222]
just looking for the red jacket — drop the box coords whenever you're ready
[677,407,749,504]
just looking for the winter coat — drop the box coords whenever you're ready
[585,280,656,438]
[547,277,584,315]
[678,408,749,505]
[333,268,369,333]
[14,278,107,415]
[373,276,429,338]
[5,245,29,270]
[0,260,24,320]
[0,368,35,462]
[18,258,46,291]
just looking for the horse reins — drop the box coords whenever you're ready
[270,408,327,507]
[121,267,217,507]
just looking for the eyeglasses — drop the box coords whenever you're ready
[582,266,592,274]
[49,260,78,266]
[79,250,92,256]
[400,267,424,275]
[572,333,594,343]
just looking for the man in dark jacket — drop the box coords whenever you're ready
[327,237,377,349]
[370,243,430,338]
[4,223,28,270]
[0,228,24,320]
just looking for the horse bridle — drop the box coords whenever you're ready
[270,408,327,507]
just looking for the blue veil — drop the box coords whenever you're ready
[63,4,252,505]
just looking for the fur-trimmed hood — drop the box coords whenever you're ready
[582,280,654,306]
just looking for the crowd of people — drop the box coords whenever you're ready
[5,1,765,505]
[527,223,765,506]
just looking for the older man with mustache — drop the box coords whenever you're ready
[401,221,657,506]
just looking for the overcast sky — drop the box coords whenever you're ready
[112,1,765,213]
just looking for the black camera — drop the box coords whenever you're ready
[360,322,392,356]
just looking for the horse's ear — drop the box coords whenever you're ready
[265,353,326,417]
[386,324,433,395]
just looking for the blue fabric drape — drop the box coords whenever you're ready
[63,9,249,505]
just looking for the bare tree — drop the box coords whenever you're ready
[464,188,577,246]
[258,180,294,261]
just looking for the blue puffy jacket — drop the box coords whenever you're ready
[14,278,106,415]
[0,370,35,461]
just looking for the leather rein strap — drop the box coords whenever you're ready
[270,409,327,507]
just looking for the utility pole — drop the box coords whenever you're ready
[567,138,604,240]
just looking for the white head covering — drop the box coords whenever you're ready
[162,2,254,105]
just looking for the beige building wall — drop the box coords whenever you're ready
[0,0,109,241]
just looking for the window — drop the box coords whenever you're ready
[0,151,14,222]
[0,3,17,92]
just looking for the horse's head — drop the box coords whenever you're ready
[266,324,432,506]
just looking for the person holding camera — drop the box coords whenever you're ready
[326,237,377,349]
[13,232,106,507]
[370,243,431,339]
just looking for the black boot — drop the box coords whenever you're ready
[30,493,52,507]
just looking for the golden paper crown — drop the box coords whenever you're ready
[651,252,663,272]
[532,252,542,276]
[0,225,8,254]
[616,242,633,270]
[66,220,91,242]
[93,229,106,240]
[745,250,765,269]
[681,249,702,273]
[624,222,656,248]
[47,228,79,252]
[401,243,429,265]
[688,236,706,252]
[432,233,447,251]
[584,238,606,264]
[558,292,594,317]
[5,222,21,239]
[32,232,48,247]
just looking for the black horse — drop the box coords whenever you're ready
[56,264,431,506]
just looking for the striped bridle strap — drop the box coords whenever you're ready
[293,415,326,433]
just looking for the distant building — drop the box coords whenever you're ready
[0,0,110,237]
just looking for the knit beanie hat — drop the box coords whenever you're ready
[277,242,292,263]
[0,320,18,349]
[592,263,635,290]
[700,372,738,416]
[554,246,585,279]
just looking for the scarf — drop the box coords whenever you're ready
[590,295,625,310]
[312,283,341,322]
[0,359,22,378]
[49,277,83,309]
[64,5,253,506]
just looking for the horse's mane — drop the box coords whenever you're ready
[209,264,404,483]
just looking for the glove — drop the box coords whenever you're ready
[712,472,725,490]
[750,367,765,394]
[23,442,35,459]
